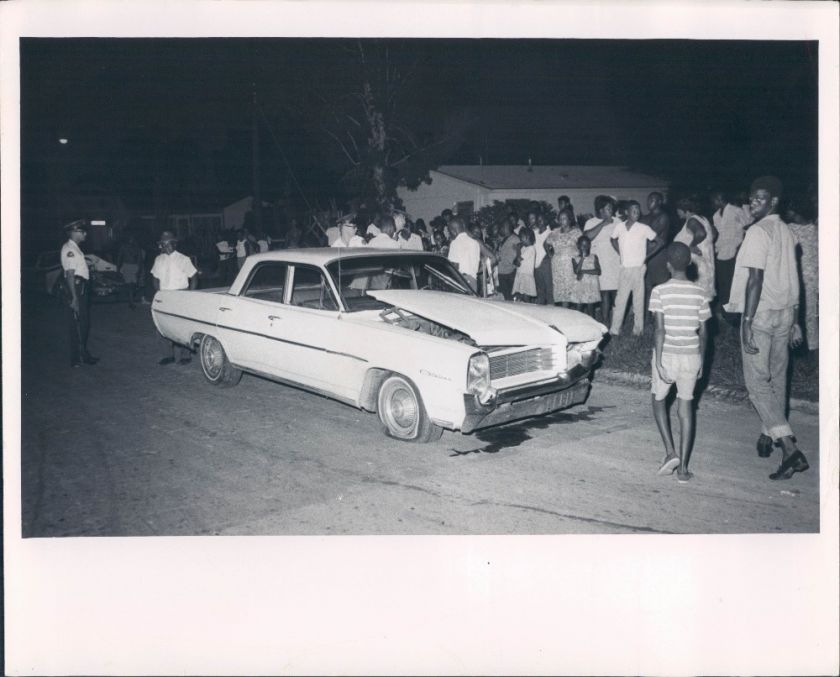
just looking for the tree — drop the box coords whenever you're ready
[303,40,471,213]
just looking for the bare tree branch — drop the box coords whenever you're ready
[322,127,360,166]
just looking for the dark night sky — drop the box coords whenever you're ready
[21,38,818,235]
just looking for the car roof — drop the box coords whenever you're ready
[247,247,442,266]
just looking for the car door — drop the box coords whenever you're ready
[214,261,296,379]
[277,264,368,401]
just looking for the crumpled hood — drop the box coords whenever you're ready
[367,290,607,345]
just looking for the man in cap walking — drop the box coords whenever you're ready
[725,176,808,480]
[60,220,99,367]
[151,230,198,365]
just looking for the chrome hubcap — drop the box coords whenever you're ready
[202,338,223,378]
[382,380,419,437]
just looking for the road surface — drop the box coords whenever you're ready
[20,295,820,536]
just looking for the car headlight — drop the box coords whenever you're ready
[466,352,496,405]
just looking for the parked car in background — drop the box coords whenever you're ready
[25,250,127,302]
[152,249,607,442]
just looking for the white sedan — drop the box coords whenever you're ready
[151,248,607,442]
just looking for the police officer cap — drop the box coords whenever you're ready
[63,219,87,232]
[158,230,178,244]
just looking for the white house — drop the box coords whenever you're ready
[397,165,670,222]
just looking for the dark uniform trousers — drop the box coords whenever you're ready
[66,277,91,365]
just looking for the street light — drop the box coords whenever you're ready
[58,137,69,145]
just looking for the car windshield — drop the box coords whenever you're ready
[327,254,475,312]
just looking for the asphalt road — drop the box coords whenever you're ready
[20,294,820,536]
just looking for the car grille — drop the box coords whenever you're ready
[489,347,555,380]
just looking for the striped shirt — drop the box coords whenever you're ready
[648,279,711,354]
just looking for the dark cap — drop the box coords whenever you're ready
[666,242,691,272]
[750,175,783,199]
[63,219,87,232]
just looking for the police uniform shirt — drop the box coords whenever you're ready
[151,250,198,291]
[60,239,90,280]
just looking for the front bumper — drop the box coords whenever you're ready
[460,360,594,433]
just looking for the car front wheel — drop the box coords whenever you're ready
[377,374,443,443]
[199,334,242,387]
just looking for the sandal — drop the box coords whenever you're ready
[657,456,680,476]
[769,450,809,481]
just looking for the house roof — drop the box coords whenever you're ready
[434,165,667,191]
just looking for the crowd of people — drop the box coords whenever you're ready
[268,186,817,355]
[61,174,818,484]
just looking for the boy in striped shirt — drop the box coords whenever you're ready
[649,242,711,482]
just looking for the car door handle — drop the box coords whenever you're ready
[219,307,232,312]
[267,315,282,321]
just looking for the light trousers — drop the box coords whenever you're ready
[610,264,646,335]
[742,307,796,440]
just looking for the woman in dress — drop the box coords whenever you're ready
[545,208,581,307]
[512,227,537,302]
[583,195,621,324]
[674,195,717,302]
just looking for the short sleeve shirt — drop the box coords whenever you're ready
[713,203,749,261]
[398,233,424,251]
[610,221,656,267]
[447,232,481,278]
[724,214,799,313]
[151,251,197,291]
[60,239,90,280]
[649,279,711,354]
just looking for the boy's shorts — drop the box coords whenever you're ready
[651,351,701,401]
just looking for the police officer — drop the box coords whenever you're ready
[60,220,99,367]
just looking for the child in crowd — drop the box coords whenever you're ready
[649,242,711,483]
[571,235,601,317]
[512,227,537,302]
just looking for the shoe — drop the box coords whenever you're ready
[769,450,809,481]
[756,434,774,458]
[159,357,175,365]
[82,354,99,365]
[178,357,192,365]
[677,470,694,483]
[657,456,680,476]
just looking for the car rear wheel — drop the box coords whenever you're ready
[377,374,443,443]
[199,334,242,387]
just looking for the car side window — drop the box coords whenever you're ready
[243,263,288,302]
[290,266,339,311]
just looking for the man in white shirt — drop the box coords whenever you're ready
[60,220,98,367]
[446,216,480,292]
[151,231,198,365]
[330,221,367,248]
[711,190,750,310]
[609,201,661,335]
[368,216,400,249]
[397,224,424,251]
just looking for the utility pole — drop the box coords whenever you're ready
[252,84,263,232]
